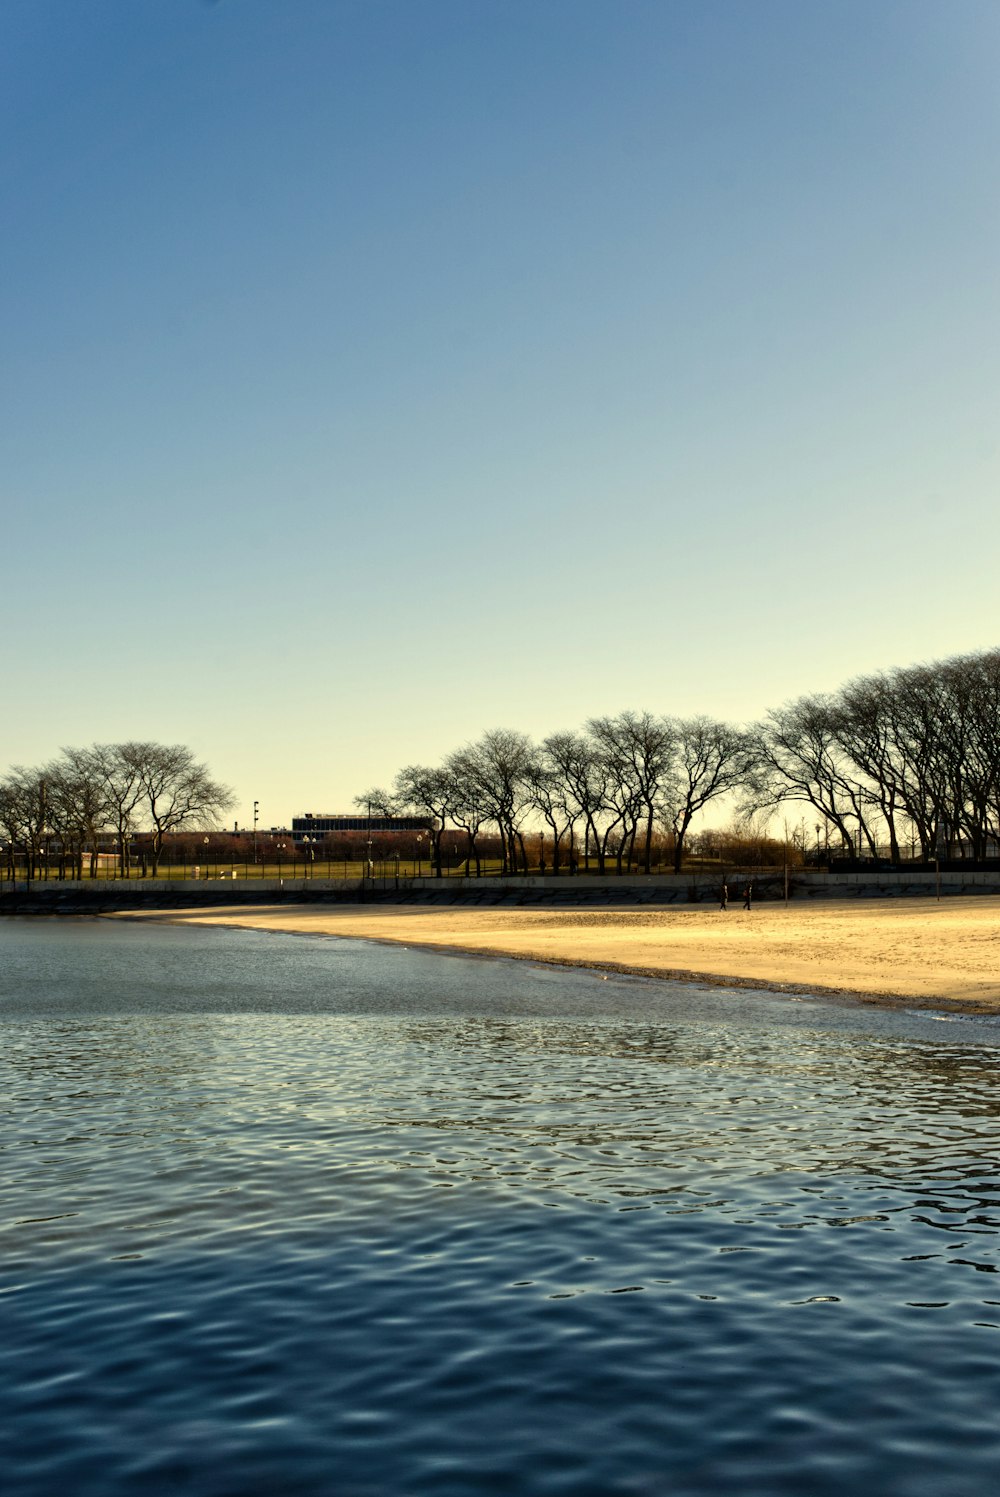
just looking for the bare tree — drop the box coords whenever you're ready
[347,646,1000,878]
[443,752,491,876]
[0,768,47,881]
[746,652,1000,866]
[599,752,643,874]
[747,697,864,855]
[525,747,577,874]
[833,676,910,863]
[384,765,452,877]
[355,786,396,818]
[670,717,750,873]
[959,650,1000,857]
[86,744,146,878]
[542,731,611,871]
[868,665,952,860]
[127,743,233,876]
[588,712,674,873]
[46,753,110,879]
[861,650,1000,862]
[453,730,535,874]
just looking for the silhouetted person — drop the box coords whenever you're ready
[720,882,728,910]
[743,883,752,911]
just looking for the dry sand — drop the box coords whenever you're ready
[123,896,1000,1012]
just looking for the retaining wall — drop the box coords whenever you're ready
[4,868,1000,914]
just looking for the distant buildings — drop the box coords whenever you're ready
[291,812,433,846]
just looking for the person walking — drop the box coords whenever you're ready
[743,882,753,911]
[720,881,728,910]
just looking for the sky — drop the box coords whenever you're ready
[3,0,999,829]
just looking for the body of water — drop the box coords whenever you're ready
[1,916,999,1495]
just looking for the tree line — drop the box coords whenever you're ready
[359,647,1000,876]
[751,647,1000,863]
[0,743,233,878]
[4,648,997,882]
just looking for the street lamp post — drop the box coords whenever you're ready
[782,820,789,905]
[39,777,47,882]
[253,801,259,866]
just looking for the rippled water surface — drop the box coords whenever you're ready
[2,917,999,1495]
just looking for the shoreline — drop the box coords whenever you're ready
[109,896,1000,1016]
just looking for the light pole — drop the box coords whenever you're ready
[253,801,259,865]
[39,777,47,882]
[783,820,789,905]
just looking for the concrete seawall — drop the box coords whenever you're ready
[3,868,1000,915]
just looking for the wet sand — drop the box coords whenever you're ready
[121,896,1000,1012]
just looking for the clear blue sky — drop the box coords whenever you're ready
[3,0,998,829]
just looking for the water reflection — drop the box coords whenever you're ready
[1,920,1000,1496]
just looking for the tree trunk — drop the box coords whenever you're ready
[643,806,654,873]
[594,826,607,874]
[673,812,693,874]
[884,795,901,864]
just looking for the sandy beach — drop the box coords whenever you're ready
[123,896,1000,1012]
